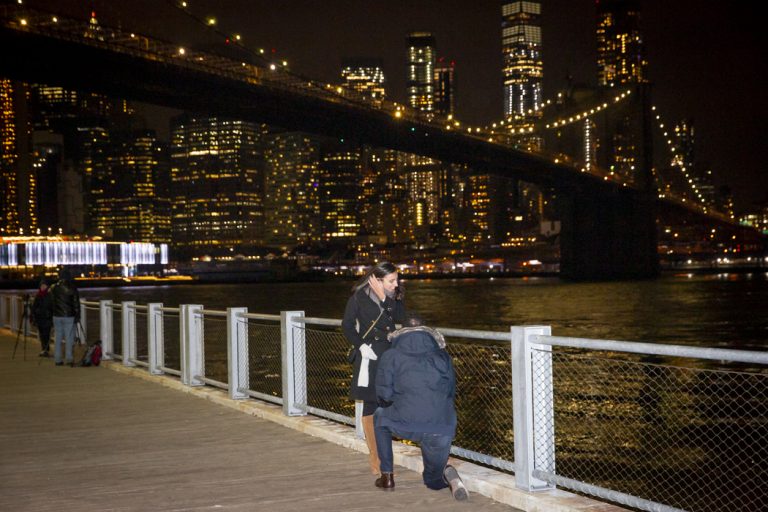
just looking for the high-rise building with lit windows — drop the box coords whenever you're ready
[502,2,543,126]
[170,115,266,257]
[433,58,455,117]
[319,145,361,240]
[406,32,436,113]
[341,58,386,102]
[0,80,36,235]
[264,132,322,249]
[92,130,170,243]
[596,0,647,87]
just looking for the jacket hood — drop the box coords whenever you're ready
[388,325,446,350]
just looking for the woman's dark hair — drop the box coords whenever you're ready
[351,261,402,299]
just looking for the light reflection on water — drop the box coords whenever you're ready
[80,273,768,350]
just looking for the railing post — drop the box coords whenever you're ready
[1,295,7,328]
[79,299,87,343]
[180,304,204,386]
[512,325,555,492]
[280,310,307,416]
[122,301,136,367]
[100,300,113,360]
[227,307,249,400]
[147,303,164,375]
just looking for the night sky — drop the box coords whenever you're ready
[29,0,767,210]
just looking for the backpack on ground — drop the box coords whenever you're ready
[80,341,103,367]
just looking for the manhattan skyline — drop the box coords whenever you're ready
[26,0,766,210]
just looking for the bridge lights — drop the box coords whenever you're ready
[207,17,216,25]
[269,64,276,70]
[178,47,186,55]
[52,16,58,23]
[394,111,402,119]
[19,18,27,25]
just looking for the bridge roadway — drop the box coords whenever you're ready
[0,331,628,512]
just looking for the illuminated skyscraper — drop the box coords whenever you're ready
[0,80,35,235]
[406,32,436,113]
[319,144,361,240]
[264,132,322,249]
[341,58,386,102]
[92,130,170,243]
[596,0,647,87]
[433,58,455,117]
[501,1,543,125]
[170,115,266,257]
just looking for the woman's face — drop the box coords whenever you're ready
[39,283,48,292]
[379,272,399,294]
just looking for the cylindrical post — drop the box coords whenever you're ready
[280,310,307,416]
[122,301,136,367]
[99,300,113,360]
[180,304,204,386]
[227,307,249,400]
[512,325,555,492]
[79,299,87,343]
[147,303,164,375]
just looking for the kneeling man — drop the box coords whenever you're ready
[373,317,468,500]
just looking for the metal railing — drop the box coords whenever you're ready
[3,292,765,512]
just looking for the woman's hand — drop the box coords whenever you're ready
[368,276,386,301]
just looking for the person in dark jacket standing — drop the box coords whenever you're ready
[342,261,406,475]
[373,319,469,500]
[31,277,54,357]
[50,268,80,367]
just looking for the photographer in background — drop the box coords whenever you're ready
[50,268,80,367]
[31,277,54,357]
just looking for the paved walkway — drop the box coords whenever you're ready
[0,332,520,511]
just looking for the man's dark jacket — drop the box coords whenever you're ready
[51,280,80,318]
[375,326,457,436]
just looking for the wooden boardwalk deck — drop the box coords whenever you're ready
[0,332,520,511]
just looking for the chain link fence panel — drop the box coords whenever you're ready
[246,319,282,399]
[202,314,228,383]
[446,338,515,467]
[162,310,180,371]
[135,310,148,363]
[302,326,354,419]
[531,348,768,512]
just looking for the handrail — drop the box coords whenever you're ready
[532,334,768,365]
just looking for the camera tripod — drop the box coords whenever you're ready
[11,296,31,361]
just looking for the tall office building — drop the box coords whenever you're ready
[670,120,714,206]
[0,80,36,235]
[406,32,436,113]
[596,0,647,87]
[319,144,361,241]
[92,130,171,243]
[501,2,543,124]
[170,115,266,257]
[263,132,322,249]
[433,58,455,117]
[341,58,386,102]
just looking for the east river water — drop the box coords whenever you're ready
[79,272,768,350]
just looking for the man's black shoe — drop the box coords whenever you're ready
[443,465,469,501]
[375,472,395,491]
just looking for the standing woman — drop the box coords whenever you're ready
[342,262,406,475]
[31,277,53,357]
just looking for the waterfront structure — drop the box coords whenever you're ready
[170,114,266,258]
[433,58,455,117]
[406,32,436,114]
[341,58,386,103]
[91,130,171,243]
[596,0,647,87]
[0,237,168,278]
[263,131,322,250]
[501,0,543,150]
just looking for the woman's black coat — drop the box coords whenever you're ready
[342,287,406,402]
